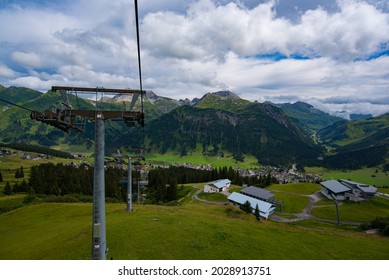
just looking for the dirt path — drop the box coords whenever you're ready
[192,187,231,205]
[269,190,362,225]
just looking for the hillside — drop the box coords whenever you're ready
[194,91,251,111]
[0,86,325,166]
[318,114,389,147]
[0,86,42,109]
[4,85,389,168]
[318,114,389,169]
[146,103,322,165]
[1,202,388,259]
[104,90,180,121]
[274,101,343,132]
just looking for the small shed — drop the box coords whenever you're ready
[204,179,231,193]
[227,192,276,219]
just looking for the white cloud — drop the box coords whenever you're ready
[0,0,388,116]
[11,51,42,68]
[0,64,17,78]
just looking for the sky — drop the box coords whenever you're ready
[0,0,389,117]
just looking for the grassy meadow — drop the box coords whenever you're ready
[1,202,389,260]
[1,151,389,260]
[311,197,389,222]
[306,167,389,187]
[146,151,260,169]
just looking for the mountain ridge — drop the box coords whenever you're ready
[1,85,388,168]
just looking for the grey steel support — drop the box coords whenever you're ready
[137,180,140,205]
[335,200,341,226]
[127,157,133,212]
[92,113,107,260]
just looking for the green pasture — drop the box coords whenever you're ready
[306,167,389,187]
[311,197,389,222]
[229,186,243,193]
[0,194,26,213]
[323,168,389,187]
[1,203,388,260]
[273,192,309,214]
[146,151,259,169]
[267,182,321,195]
[378,187,389,194]
[198,192,228,202]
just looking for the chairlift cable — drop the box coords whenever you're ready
[0,97,34,112]
[134,0,145,155]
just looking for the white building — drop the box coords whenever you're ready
[204,179,231,193]
[227,192,276,219]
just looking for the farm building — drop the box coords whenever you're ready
[204,179,231,193]
[320,180,352,200]
[320,179,378,201]
[227,192,276,219]
[338,179,377,199]
[240,186,275,203]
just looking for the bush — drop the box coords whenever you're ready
[23,195,41,205]
[383,225,389,236]
[225,206,244,218]
[360,216,389,236]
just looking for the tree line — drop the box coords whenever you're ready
[1,163,135,201]
[0,143,74,159]
[147,166,276,203]
[2,163,277,206]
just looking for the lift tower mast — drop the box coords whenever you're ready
[47,86,145,260]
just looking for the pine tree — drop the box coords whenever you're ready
[20,180,28,192]
[15,168,20,178]
[166,177,178,201]
[240,200,252,214]
[254,204,260,221]
[3,181,12,195]
[13,182,20,193]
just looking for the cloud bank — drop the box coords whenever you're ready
[0,0,388,116]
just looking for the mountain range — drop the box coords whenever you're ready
[1,85,388,168]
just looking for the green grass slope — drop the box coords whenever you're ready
[0,203,388,260]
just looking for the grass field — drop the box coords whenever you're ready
[272,192,309,214]
[311,197,389,222]
[266,183,318,214]
[267,182,321,195]
[306,167,389,187]
[198,192,228,202]
[1,202,389,260]
[1,152,389,260]
[146,151,260,169]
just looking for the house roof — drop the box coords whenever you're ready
[207,179,231,189]
[240,186,274,200]
[339,179,377,194]
[320,180,351,194]
[227,192,275,218]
